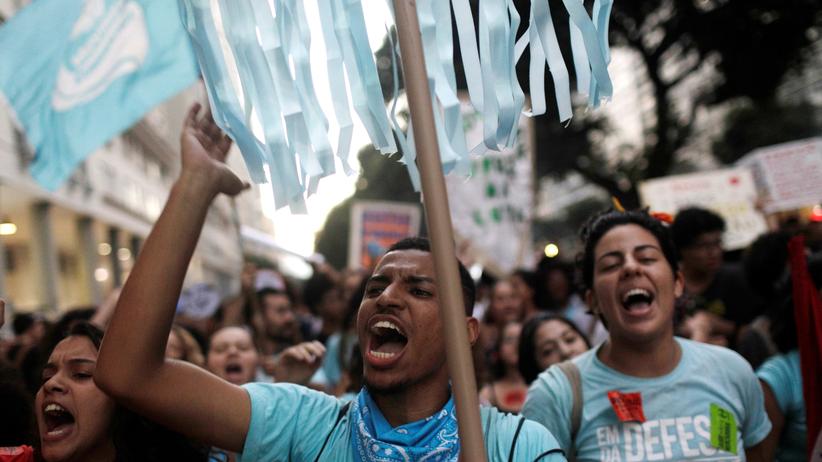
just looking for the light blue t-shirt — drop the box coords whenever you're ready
[522,338,771,461]
[240,383,566,461]
[756,350,805,461]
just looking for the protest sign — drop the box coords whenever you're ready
[639,168,768,250]
[348,201,422,269]
[444,99,534,276]
[736,137,822,214]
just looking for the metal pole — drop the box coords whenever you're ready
[391,1,487,460]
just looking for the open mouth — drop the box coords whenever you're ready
[368,320,408,361]
[224,362,245,381]
[621,288,654,312]
[43,403,75,439]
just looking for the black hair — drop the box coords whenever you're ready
[386,237,476,315]
[42,322,209,461]
[578,209,679,291]
[534,258,577,310]
[670,207,725,253]
[517,313,591,384]
[0,362,36,446]
[12,313,36,336]
[256,287,292,307]
[302,271,337,313]
[743,231,792,299]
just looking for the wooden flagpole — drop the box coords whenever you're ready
[391,1,487,460]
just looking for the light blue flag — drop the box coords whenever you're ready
[0,0,200,190]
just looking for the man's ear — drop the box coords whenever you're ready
[466,317,480,346]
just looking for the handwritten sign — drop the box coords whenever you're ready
[737,137,822,213]
[638,168,768,250]
[445,97,534,275]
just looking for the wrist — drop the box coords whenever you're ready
[176,170,220,201]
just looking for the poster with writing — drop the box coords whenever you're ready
[638,168,768,250]
[736,137,822,213]
[444,97,534,276]
[348,201,422,269]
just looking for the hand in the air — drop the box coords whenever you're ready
[270,341,326,386]
[180,102,248,197]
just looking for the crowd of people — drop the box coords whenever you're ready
[0,103,818,461]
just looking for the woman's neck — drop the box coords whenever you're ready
[598,334,681,378]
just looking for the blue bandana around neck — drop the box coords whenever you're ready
[350,388,461,462]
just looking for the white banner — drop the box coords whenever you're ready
[639,168,768,250]
[445,98,534,275]
[737,137,822,213]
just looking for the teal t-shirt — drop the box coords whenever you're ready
[756,350,805,461]
[240,383,566,461]
[522,338,771,461]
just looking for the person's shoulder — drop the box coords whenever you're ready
[680,336,749,365]
[480,407,565,461]
[756,350,800,384]
[680,338,758,386]
[243,381,339,409]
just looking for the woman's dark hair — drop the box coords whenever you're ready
[42,322,209,461]
[578,209,679,290]
[517,313,591,384]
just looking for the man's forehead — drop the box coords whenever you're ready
[372,249,434,277]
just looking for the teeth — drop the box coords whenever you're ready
[45,404,65,413]
[623,288,650,302]
[373,320,403,335]
[370,350,397,359]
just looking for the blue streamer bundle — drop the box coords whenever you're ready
[178,0,613,212]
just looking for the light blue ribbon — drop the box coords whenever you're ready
[179,0,614,212]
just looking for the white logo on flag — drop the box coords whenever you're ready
[52,0,148,111]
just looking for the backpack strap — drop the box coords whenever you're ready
[507,416,526,462]
[314,401,352,462]
[556,360,583,459]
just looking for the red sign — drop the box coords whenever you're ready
[607,391,647,423]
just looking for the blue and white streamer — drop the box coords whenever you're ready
[178,0,614,212]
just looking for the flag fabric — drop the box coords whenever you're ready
[788,236,822,460]
[0,0,200,190]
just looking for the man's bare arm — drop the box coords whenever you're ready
[95,104,251,452]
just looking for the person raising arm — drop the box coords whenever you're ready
[94,103,255,453]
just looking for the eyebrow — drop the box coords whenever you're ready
[596,244,661,262]
[367,274,435,285]
[44,358,97,370]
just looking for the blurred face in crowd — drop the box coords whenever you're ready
[36,336,116,462]
[357,249,478,394]
[318,287,348,324]
[587,224,683,345]
[498,322,522,368]
[207,327,259,385]
[533,319,588,369]
[679,230,723,276]
[489,280,523,325]
[261,293,299,342]
[546,269,571,304]
[509,275,534,308]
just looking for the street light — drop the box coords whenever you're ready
[0,218,16,236]
[544,243,560,258]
